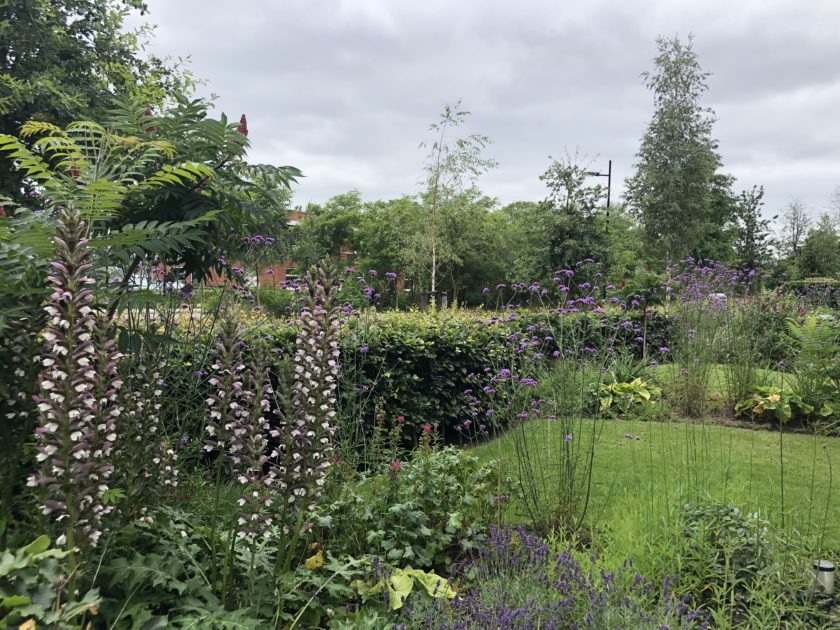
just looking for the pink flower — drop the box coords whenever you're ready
[422,423,432,433]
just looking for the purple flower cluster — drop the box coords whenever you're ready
[399,526,710,629]
[665,258,766,305]
[242,234,276,246]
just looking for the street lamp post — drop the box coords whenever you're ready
[585,159,611,212]
[585,160,612,295]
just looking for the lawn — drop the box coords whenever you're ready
[471,418,839,552]
[649,363,790,398]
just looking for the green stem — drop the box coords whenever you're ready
[221,517,237,607]
[247,539,257,604]
[209,456,224,590]
[65,523,78,597]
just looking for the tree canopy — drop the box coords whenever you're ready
[625,34,735,262]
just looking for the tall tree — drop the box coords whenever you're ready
[625,34,735,262]
[828,185,840,227]
[291,191,362,269]
[356,196,423,277]
[420,101,496,295]
[540,153,608,273]
[732,185,775,268]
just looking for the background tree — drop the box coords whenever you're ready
[355,195,423,278]
[496,200,551,284]
[732,185,775,268]
[828,185,840,227]
[625,34,735,262]
[435,190,502,304]
[291,191,362,269]
[778,199,811,258]
[799,214,840,278]
[0,98,301,320]
[0,0,195,198]
[541,154,608,268]
[420,101,497,295]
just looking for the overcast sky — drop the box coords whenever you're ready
[130,0,840,218]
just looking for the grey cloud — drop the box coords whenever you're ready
[130,0,840,217]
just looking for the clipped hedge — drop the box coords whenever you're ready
[162,301,794,445]
[781,277,840,309]
[254,288,296,316]
[339,310,514,443]
[331,308,673,442]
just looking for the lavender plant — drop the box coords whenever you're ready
[398,525,710,629]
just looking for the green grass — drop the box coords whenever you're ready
[471,418,839,549]
[649,363,789,398]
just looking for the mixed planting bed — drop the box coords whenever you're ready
[2,210,840,628]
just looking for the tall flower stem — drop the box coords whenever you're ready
[29,207,121,590]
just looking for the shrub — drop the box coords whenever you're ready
[589,377,662,417]
[785,314,840,430]
[734,384,826,425]
[316,447,498,570]
[340,310,514,443]
[681,501,772,597]
[254,287,296,316]
[0,535,101,628]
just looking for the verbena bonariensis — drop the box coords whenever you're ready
[28,207,121,555]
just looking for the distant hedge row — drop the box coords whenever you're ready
[781,277,840,309]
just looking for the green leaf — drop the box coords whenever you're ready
[62,589,102,619]
[385,571,414,610]
[23,535,51,556]
[1,594,30,608]
[405,568,457,600]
